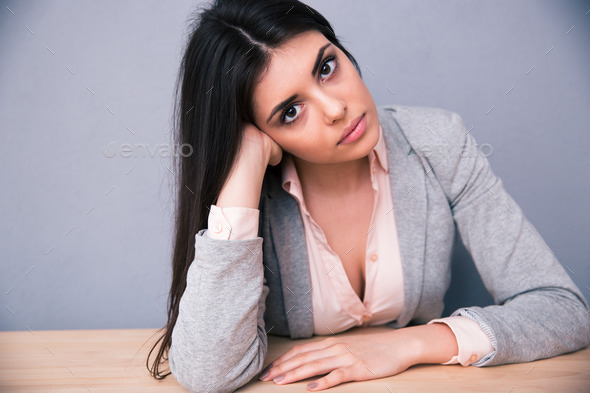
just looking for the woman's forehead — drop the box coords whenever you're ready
[253,31,332,112]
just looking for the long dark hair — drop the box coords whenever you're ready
[147,0,362,379]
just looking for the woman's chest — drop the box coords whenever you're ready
[305,187,375,301]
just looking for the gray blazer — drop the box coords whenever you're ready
[169,105,590,393]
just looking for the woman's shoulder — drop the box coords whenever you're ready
[378,104,466,137]
[378,103,460,118]
[377,104,470,156]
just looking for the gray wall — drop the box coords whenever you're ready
[1,0,588,331]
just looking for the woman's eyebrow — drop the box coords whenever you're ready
[266,42,333,124]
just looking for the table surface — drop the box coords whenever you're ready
[1,326,589,393]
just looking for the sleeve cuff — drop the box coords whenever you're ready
[427,316,495,366]
[205,204,260,240]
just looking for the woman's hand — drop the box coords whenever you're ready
[259,331,418,390]
[216,122,282,209]
[259,324,458,391]
[261,126,283,167]
[239,122,282,168]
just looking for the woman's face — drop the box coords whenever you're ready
[252,30,379,165]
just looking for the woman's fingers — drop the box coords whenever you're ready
[307,367,356,391]
[262,342,358,384]
[271,355,345,385]
[267,134,283,166]
[261,341,341,382]
[269,338,337,368]
[242,122,283,166]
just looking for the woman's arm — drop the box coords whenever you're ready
[406,107,590,366]
[168,124,282,393]
[169,232,267,393]
[260,323,458,390]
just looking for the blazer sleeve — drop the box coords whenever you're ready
[412,107,590,366]
[168,228,269,393]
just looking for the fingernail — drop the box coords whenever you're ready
[308,382,318,390]
[259,370,269,380]
[273,375,284,383]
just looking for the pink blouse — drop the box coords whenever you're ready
[280,126,404,335]
[205,124,494,366]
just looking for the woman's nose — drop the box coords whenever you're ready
[322,96,347,124]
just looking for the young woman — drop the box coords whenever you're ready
[147,0,590,391]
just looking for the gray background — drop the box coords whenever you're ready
[1,0,588,331]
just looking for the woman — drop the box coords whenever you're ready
[147,0,590,391]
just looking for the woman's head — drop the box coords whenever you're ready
[148,0,367,378]
[177,0,366,172]
[251,29,379,167]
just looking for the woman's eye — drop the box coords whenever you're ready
[320,57,336,79]
[281,104,302,125]
[279,57,336,126]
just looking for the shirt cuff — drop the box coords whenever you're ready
[205,204,260,240]
[427,316,495,366]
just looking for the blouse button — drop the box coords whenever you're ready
[469,354,478,363]
[212,223,223,234]
[370,253,378,262]
[361,315,371,327]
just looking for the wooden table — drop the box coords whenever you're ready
[1,326,588,392]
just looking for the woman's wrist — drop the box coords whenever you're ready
[404,323,458,365]
[217,159,266,209]
[390,324,458,367]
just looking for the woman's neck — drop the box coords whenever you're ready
[292,155,371,199]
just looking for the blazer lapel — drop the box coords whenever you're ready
[378,105,428,327]
[266,174,314,338]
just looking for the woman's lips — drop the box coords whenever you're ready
[338,114,366,145]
